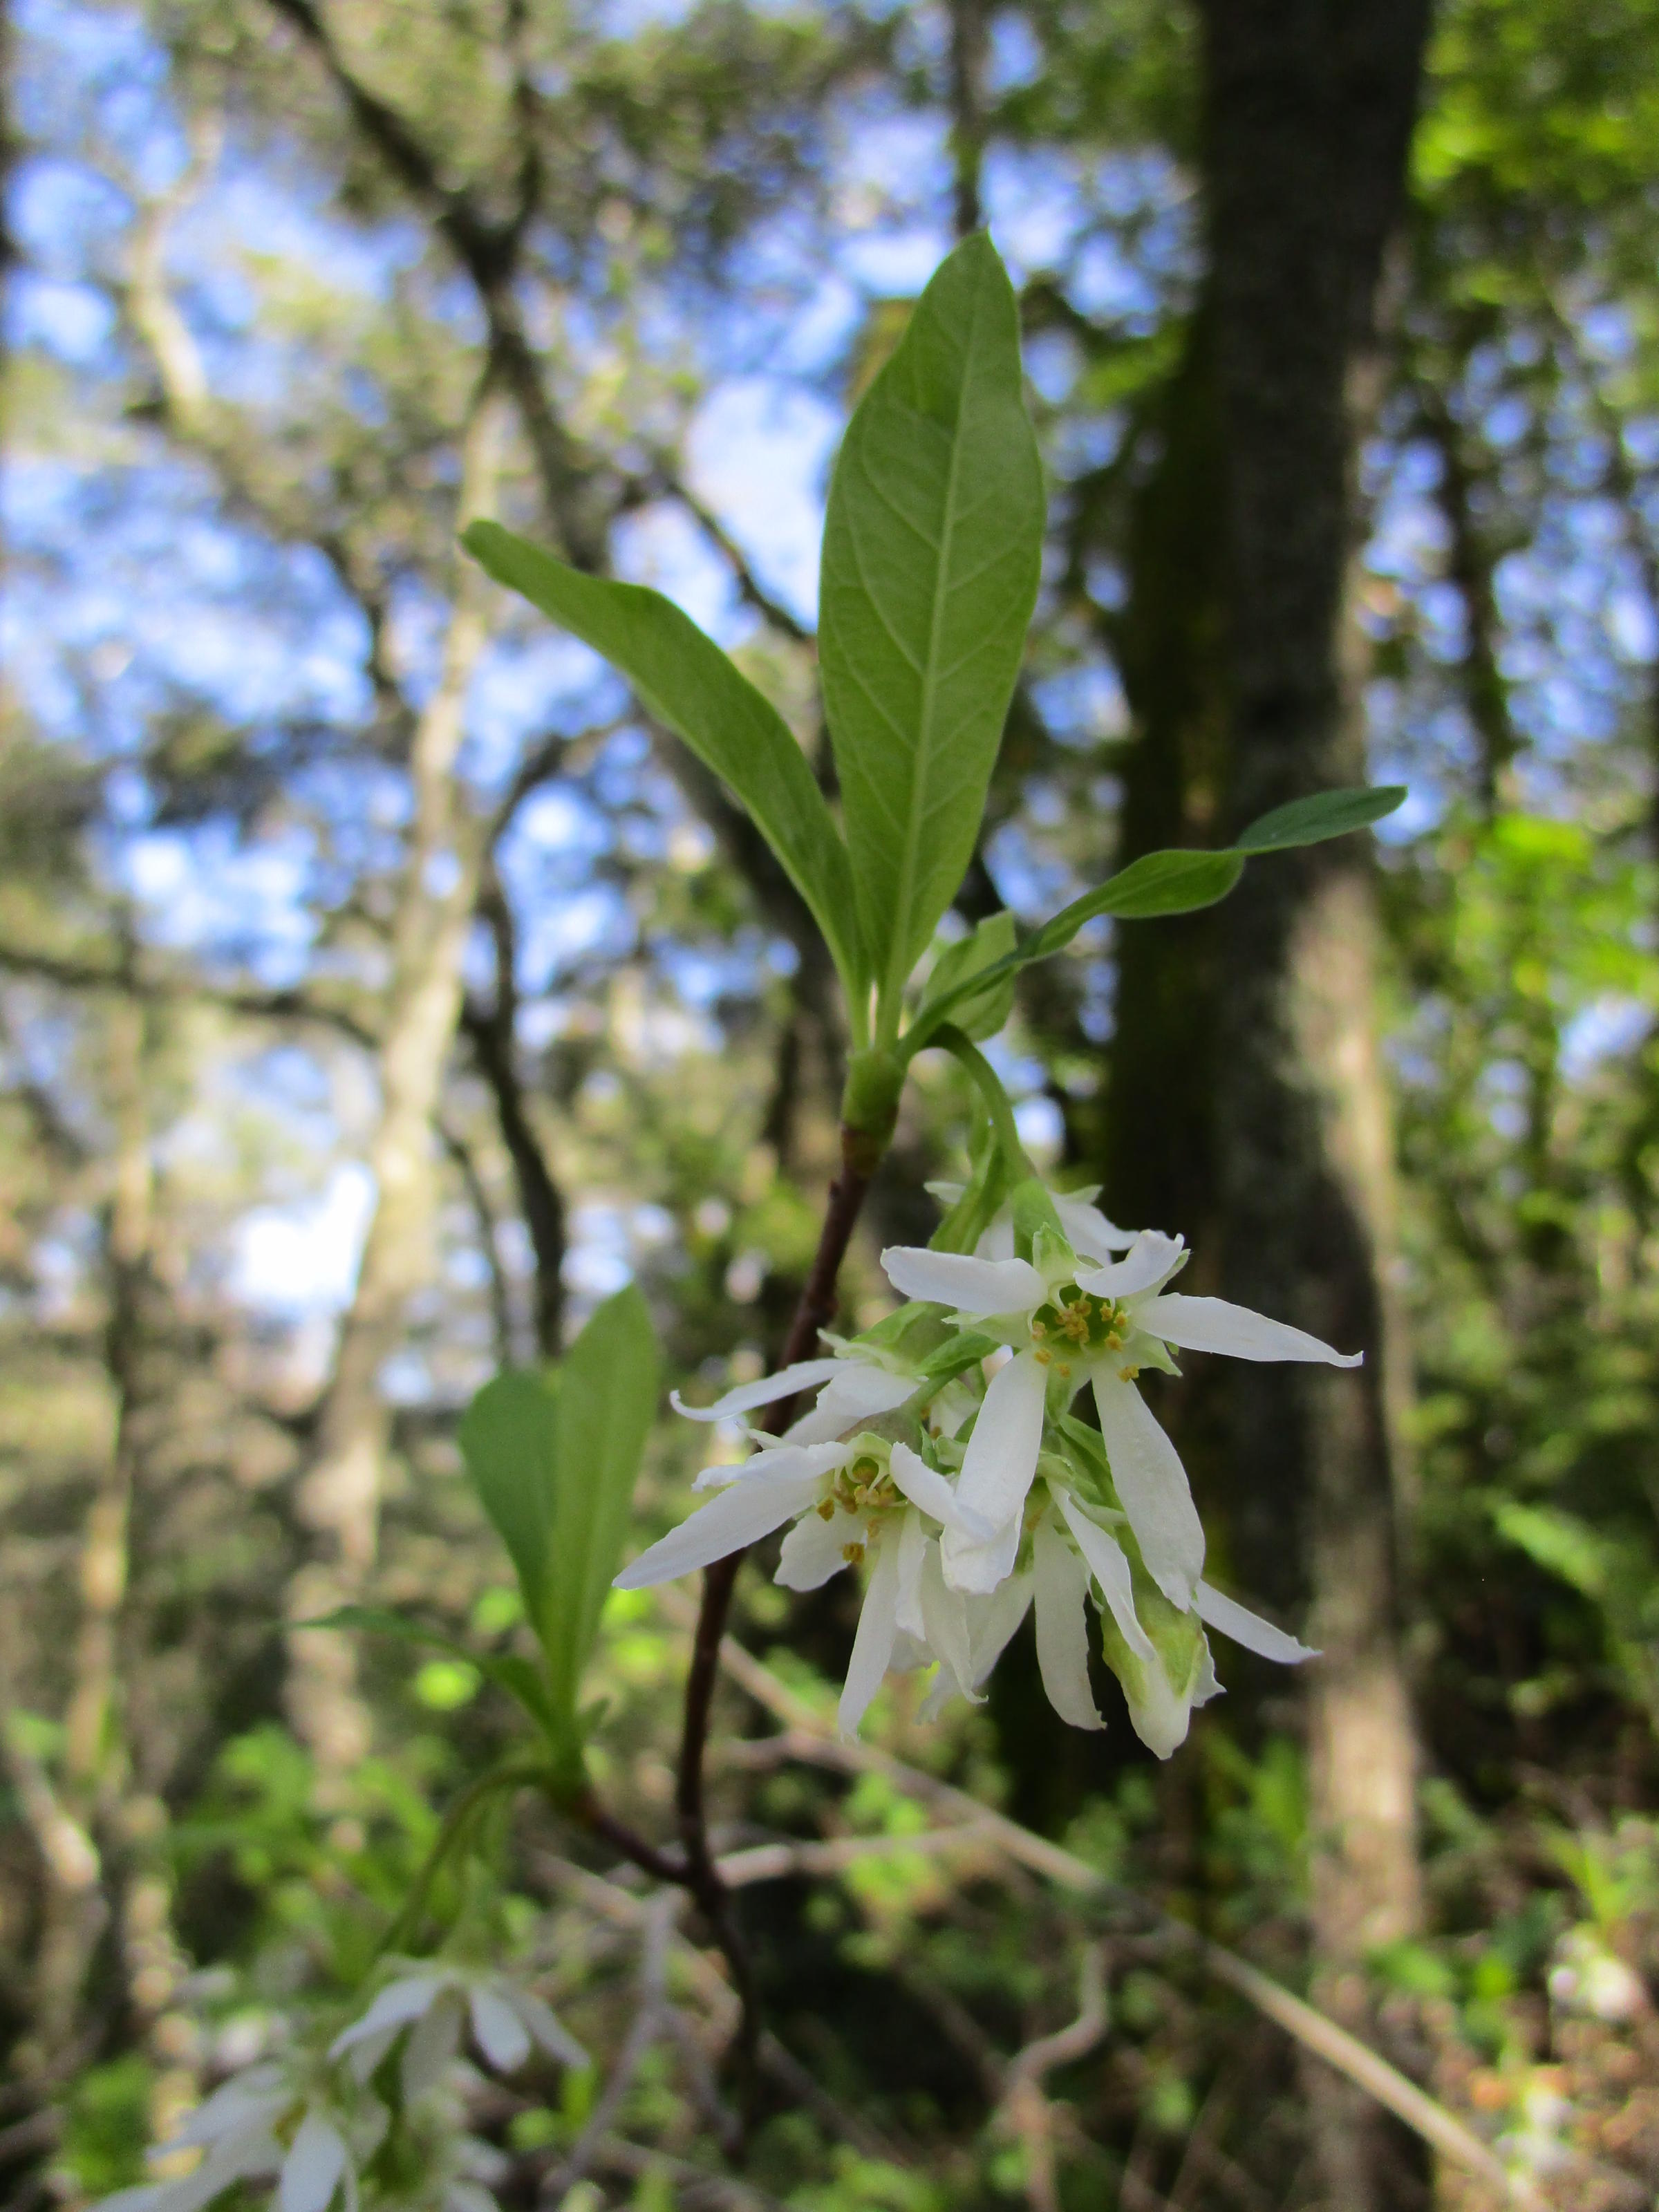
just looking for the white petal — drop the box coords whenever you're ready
[955,1351,1047,1537]
[1091,1372,1205,1611]
[1032,1519,1102,1730]
[612,1472,825,1588]
[968,1572,1033,1689]
[1137,1293,1362,1368]
[469,1987,532,2073]
[401,1988,464,2103]
[888,1442,992,1537]
[279,2115,347,2212]
[940,1512,1023,1596]
[1076,1229,1186,1301]
[775,1507,856,1591]
[919,1539,976,1698]
[973,1214,1015,1260]
[693,1441,850,1492]
[670,1359,842,1423]
[837,1538,901,1737]
[880,1247,1046,1316]
[1056,1491,1154,1662]
[1051,1193,1136,1262]
[782,1363,918,1445]
[1195,1581,1318,1665]
[445,2187,500,2212]
[328,1976,444,2059]
[165,2074,286,2150]
[895,1508,927,1637]
[505,1987,588,2069]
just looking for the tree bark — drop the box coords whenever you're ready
[285,400,504,1786]
[1197,5,1430,2204]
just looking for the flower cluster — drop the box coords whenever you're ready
[617,1178,1360,1756]
[98,1964,583,2212]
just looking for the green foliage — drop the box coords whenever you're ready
[462,523,865,1014]
[818,234,1045,1020]
[458,1286,659,1779]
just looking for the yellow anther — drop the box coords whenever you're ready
[1034,1347,1051,1365]
[816,1497,836,1521]
[1030,1319,1047,1338]
[841,1542,865,1566]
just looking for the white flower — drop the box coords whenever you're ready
[881,1222,1360,1610]
[96,2063,383,2212]
[329,1963,585,2102]
[616,1427,994,1736]
[668,1347,921,1447]
[926,1178,1138,1268]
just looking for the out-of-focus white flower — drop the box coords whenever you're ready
[97,2061,384,2212]
[330,1962,586,2103]
[1547,1928,1646,2023]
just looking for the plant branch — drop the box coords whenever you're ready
[671,1124,877,2092]
[657,1598,1539,2211]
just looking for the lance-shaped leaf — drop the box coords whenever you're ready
[458,1287,659,1750]
[1234,783,1407,852]
[818,235,1044,1013]
[462,521,863,1004]
[540,1284,659,1721]
[899,784,1407,1059]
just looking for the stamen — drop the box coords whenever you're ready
[841,1542,865,1566]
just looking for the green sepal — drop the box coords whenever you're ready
[915,1329,1002,1384]
[1009,1176,1065,1263]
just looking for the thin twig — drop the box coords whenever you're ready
[657,1609,1538,2211]
[672,1130,876,2091]
[540,1890,677,2201]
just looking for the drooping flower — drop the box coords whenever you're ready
[615,1427,991,1736]
[881,1212,1361,1610]
[329,1960,586,2100]
[97,2061,385,2212]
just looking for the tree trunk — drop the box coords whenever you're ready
[1198,5,1430,2204]
[285,399,504,1788]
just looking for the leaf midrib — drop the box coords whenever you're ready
[880,283,986,1014]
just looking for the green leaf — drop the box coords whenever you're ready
[1233,784,1407,852]
[462,521,864,1005]
[1493,1503,1611,1602]
[541,1284,659,1721]
[458,1369,559,1626]
[818,236,1044,1015]
[1025,849,1244,955]
[917,912,1017,1041]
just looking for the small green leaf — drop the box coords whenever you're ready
[818,235,1044,1015]
[458,1371,559,1626]
[1026,849,1244,955]
[1233,785,1407,852]
[541,1284,659,1721]
[917,912,1017,1040]
[462,521,864,1006]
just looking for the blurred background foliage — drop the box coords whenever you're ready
[3,0,1659,2206]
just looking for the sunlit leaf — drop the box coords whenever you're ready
[462,521,864,1004]
[818,235,1044,1011]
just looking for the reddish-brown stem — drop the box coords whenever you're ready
[673,1132,875,2081]
[572,1789,688,1889]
